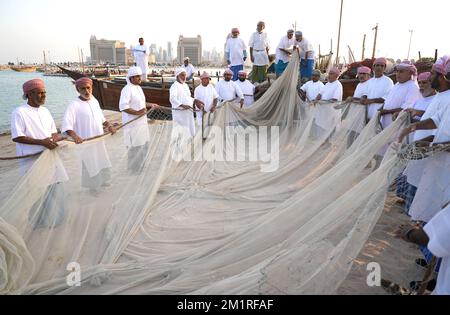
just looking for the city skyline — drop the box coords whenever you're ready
[1,0,449,64]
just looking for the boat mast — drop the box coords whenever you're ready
[361,34,366,60]
[43,51,47,73]
[407,29,413,60]
[372,23,379,59]
[335,0,344,65]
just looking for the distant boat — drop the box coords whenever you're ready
[11,65,37,73]
[59,66,175,112]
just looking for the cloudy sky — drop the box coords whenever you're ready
[0,0,447,64]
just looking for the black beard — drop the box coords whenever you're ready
[239,78,246,82]
[431,75,440,90]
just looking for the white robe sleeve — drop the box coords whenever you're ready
[170,84,182,108]
[334,82,343,101]
[119,86,132,111]
[213,86,219,99]
[424,205,450,258]
[61,104,76,134]
[10,110,26,139]
[234,82,244,100]
[383,79,394,100]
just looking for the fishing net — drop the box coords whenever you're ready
[0,52,437,295]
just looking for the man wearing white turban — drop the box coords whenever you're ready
[170,68,201,137]
[133,38,150,82]
[119,66,160,173]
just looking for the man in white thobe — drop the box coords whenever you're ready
[235,71,255,108]
[225,28,247,81]
[119,66,160,173]
[194,71,219,126]
[275,29,295,77]
[11,79,66,228]
[133,38,149,82]
[313,67,343,138]
[170,68,200,138]
[62,77,116,191]
[294,31,315,82]
[361,57,394,121]
[299,70,324,102]
[249,21,270,83]
[379,61,421,129]
[396,203,450,295]
[182,57,196,81]
[397,56,450,223]
[215,69,245,108]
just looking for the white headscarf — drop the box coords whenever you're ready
[126,66,143,84]
[175,68,187,82]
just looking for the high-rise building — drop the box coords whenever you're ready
[89,35,126,65]
[177,35,202,65]
[167,42,173,61]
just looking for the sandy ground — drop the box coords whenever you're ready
[0,112,426,295]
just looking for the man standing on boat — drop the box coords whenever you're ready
[225,28,248,81]
[294,31,315,82]
[133,38,149,82]
[182,57,196,81]
[275,29,295,78]
[215,69,245,108]
[249,21,270,83]
[170,68,201,138]
[360,57,394,122]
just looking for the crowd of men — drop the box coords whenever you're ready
[8,23,450,295]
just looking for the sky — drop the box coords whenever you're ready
[0,0,449,64]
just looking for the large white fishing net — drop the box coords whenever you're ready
[0,53,424,295]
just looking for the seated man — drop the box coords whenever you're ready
[194,71,219,126]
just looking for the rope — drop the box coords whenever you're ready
[0,106,206,160]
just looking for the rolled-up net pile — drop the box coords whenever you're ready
[1,53,421,295]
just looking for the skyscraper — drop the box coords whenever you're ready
[177,35,202,65]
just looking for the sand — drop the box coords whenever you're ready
[0,111,426,295]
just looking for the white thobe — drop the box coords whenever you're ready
[315,81,343,130]
[215,80,244,103]
[249,32,270,66]
[301,80,324,102]
[295,38,315,60]
[170,81,196,137]
[194,84,219,126]
[119,84,150,147]
[353,80,370,98]
[11,103,57,156]
[62,97,112,178]
[11,103,58,174]
[404,94,438,187]
[364,75,394,120]
[182,64,196,79]
[235,80,255,107]
[412,95,437,141]
[381,80,421,129]
[423,204,450,295]
[225,37,247,66]
[133,45,149,78]
[275,36,295,64]
[409,94,450,222]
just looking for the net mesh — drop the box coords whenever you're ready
[0,52,434,295]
